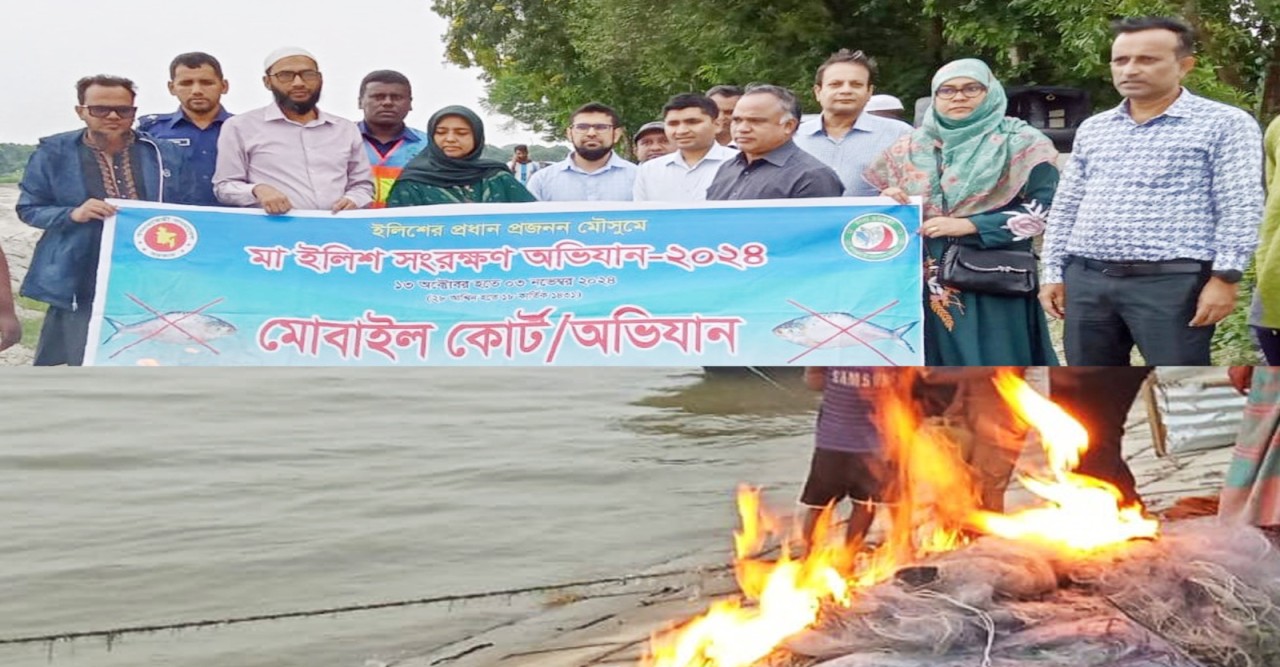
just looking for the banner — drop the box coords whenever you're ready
[85,199,923,366]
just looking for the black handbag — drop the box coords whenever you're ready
[931,148,1039,297]
[939,243,1039,296]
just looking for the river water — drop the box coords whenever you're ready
[0,367,818,666]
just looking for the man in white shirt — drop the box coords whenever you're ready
[632,93,738,202]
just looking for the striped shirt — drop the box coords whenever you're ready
[814,367,896,453]
[525,152,637,202]
[795,112,912,197]
[1041,89,1264,283]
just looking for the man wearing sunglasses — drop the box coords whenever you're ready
[213,47,373,214]
[16,75,195,366]
[525,102,636,202]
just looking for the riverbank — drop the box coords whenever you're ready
[1,184,40,366]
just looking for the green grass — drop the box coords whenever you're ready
[15,296,46,349]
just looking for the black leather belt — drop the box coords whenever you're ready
[1073,256,1208,277]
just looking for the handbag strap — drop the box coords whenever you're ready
[933,147,950,215]
[924,146,953,262]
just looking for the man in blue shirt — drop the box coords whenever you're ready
[795,49,911,197]
[525,102,637,202]
[1041,17,1264,365]
[801,366,898,554]
[138,52,232,207]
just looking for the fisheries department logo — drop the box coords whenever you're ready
[134,216,197,260]
[841,214,908,262]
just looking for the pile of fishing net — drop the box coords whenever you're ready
[778,520,1280,667]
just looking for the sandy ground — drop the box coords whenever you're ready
[1,184,41,366]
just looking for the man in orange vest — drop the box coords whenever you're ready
[357,70,427,207]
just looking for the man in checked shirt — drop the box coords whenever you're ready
[1040,16,1264,366]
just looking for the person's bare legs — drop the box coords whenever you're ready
[845,500,876,552]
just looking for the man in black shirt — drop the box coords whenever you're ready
[705,84,843,201]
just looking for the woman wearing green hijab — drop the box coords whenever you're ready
[386,106,535,206]
[866,59,1060,365]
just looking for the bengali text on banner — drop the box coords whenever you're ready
[84,198,923,367]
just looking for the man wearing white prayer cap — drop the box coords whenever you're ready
[212,47,373,213]
[864,94,906,122]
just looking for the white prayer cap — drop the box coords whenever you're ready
[263,46,318,72]
[865,94,904,112]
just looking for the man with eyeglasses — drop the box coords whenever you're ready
[705,84,843,201]
[138,52,233,207]
[213,47,373,214]
[795,49,911,198]
[16,75,195,366]
[1041,17,1264,365]
[525,102,637,202]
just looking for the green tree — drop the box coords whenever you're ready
[0,143,35,183]
[432,0,1278,134]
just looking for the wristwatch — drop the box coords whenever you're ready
[1211,269,1243,284]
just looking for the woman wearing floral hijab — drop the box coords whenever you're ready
[387,106,535,206]
[866,59,1059,365]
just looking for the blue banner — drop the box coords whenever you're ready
[85,199,923,366]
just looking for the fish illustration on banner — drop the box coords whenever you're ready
[772,311,918,353]
[85,199,923,366]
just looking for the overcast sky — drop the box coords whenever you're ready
[0,0,542,146]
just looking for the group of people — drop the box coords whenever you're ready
[0,15,1274,367]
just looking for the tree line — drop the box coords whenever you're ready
[432,0,1278,137]
[0,144,35,184]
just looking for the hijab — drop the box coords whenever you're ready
[865,59,1058,217]
[396,105,512,188]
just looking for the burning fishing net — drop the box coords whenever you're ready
[781,519,1280,667]
[643,372,1280,667]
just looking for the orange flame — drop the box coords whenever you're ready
[644,373,975,667]
[970,372,1159,550]
[643,370,1159,667]
[644,486,852,667]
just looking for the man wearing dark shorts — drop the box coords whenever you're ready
[801,366,897,553]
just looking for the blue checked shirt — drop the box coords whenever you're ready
[794,112,912,197]
[1042,89,1264,283]
[525,152,638,201]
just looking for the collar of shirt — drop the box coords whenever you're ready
[264,103,339,127]
[1111,87,1197,123]
[731,140,800,168]
[357,121,422,144]
[656,143,738,170]
[800,111,892,138]
[557,151,632,174]
[147,107,232,130]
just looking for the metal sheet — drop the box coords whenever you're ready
[1153,367,1245,454]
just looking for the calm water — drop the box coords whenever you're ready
[0,367,818,666]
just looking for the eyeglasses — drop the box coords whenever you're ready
[935,83,988,100]
[80,105,138,119]
[571,123,614,133]
[269,70,322,84]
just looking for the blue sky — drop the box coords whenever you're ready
[0,0,537,145]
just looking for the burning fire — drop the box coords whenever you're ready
[969,372,1159,551]
[643,486,852,667]
[643,370,1159,667]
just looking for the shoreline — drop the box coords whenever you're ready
[1,183,40,366]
